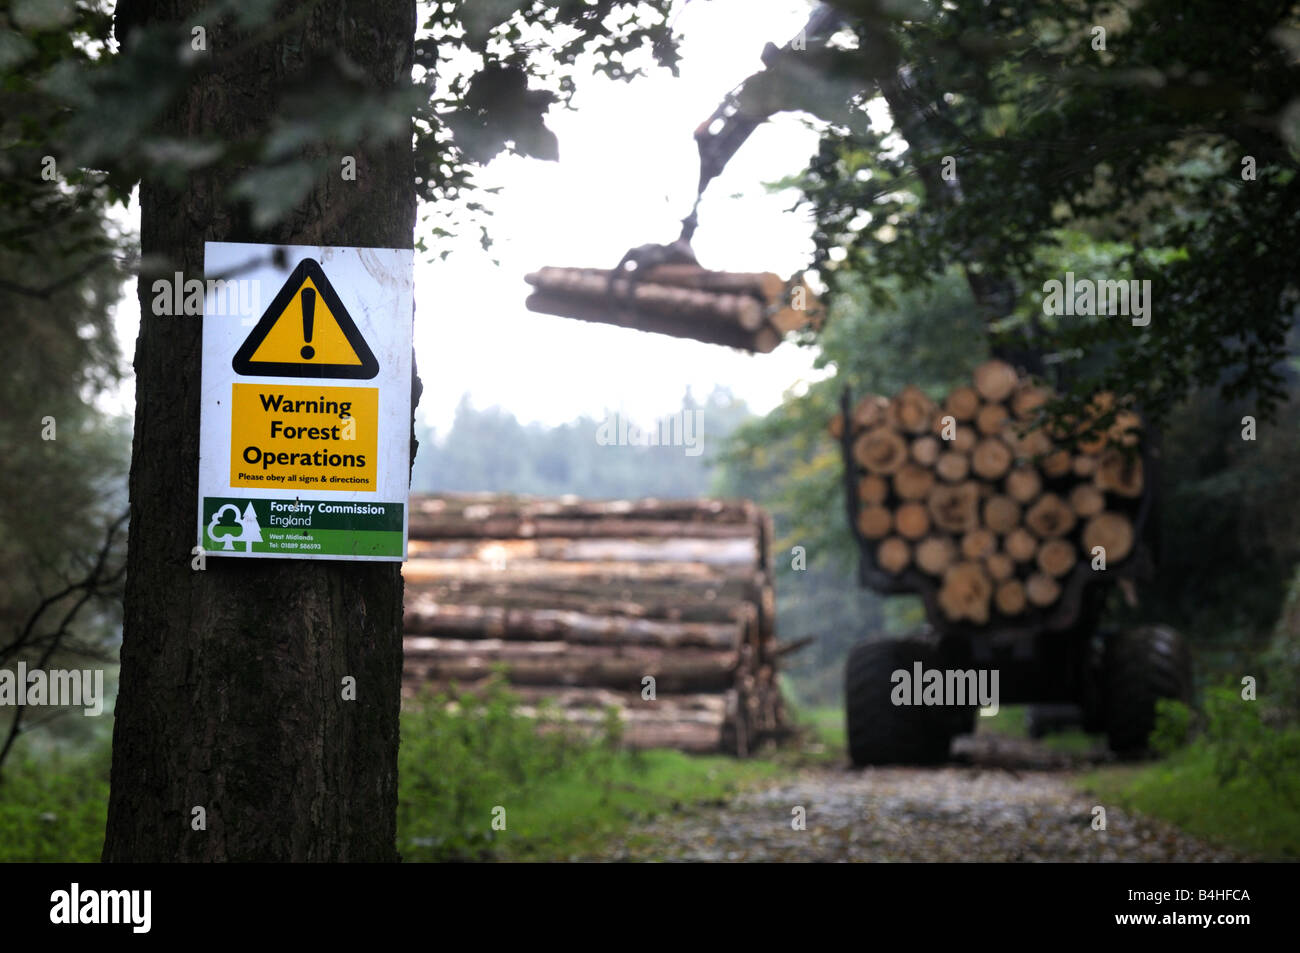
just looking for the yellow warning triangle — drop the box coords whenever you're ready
[232,258,378,379]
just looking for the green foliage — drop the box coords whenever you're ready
[0,738,110,862]
[1080,687,1300,859]
[0,2,130,769]
[11,0,681,248]
[397,678,602,861]
[395,678,777,862]
[1101,383,1300,675]
[1200,685,1300,806]
[1262,562,1300,719]
[1149,698,1192,758]
[795,0,1300,421]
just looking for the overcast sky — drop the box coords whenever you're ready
[111,0,832,433]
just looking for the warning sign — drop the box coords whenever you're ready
[198,242,414,561]
[232,258,379,379]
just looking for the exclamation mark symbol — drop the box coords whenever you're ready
[300,287,316,360]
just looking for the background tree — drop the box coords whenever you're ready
[0,0,131,776]
[788,0,1300,420]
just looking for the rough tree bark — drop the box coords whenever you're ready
[104,0,417,861]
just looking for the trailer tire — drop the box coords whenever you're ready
[1104,624,1192,756]
[845,639,956,766]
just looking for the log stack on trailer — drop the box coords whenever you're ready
[401,494,791,755]
[833,360,1151,637]
[834,359,1189,766]
[523,264,822,353]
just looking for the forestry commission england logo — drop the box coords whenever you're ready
[891,662,1000,716]
[50,883,151,933]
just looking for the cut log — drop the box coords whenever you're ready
[404,601,744,648]
[1109,410,1141,448]
[1036,538,1078,578]
[975,403,1010,436]
[935,450,970,483]
[405,585,751,624]
[1011,383,1050,421]
[995,579,1027,615]
[858,474,889,505]
[889,386,938,435]
[1004,527,1039,563]
[1041,449,1073,478]
[1083,512,1135,564]
[927,482,981,534]
[407,575,764,609]
[973,359,1018,402]
[409,537,757,567]
[894,501,931,540]
[971,438,1014,480]
[1095,447,1144,498]
[1025,493,1077,539]
[1012,426,1054,460]
[411,495,755,525]
[857,473,889,504]
[1005,465,1042,503]
[526,268,765,329]
[910,434,941,467]
[944,386,980,422]
[877,536,912,575]
[1072,454,1100,478]
[403,557,753,584]
[1069,483,1106,518]
[1073,392,1117,454]
[961,528,997,560]
[1025,572,1062,607]
[409,515,758,541]
[856,505,893,540]
[983,495,1021,534]
[952,425,977,453]
[403,638,739,692]
[854,426,909,474]
[893,463,935,501]
[939,561,993,624]
[985,552,1015,582]
[852,394,890,432]
[640,263,786,302]
[524,290,774,353]
[915,536,957,576]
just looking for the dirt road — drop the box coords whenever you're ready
[601,735,1243,862]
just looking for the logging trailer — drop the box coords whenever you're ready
[836,370,1193,765]
[521,4,1192,764]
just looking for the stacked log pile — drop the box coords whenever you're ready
[833,360,1147,632]
[523,264,821,353]
[401,495,790,755]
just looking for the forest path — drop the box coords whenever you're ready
[597,735,1242,862]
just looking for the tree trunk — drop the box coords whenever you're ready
[104,0,416,862]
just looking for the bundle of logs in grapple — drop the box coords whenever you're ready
[401,494,792,755]
[832,360,1145,627]
[523,264,819,353]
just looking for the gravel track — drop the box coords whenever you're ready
[598,735,1244,863]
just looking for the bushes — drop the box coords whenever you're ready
[396,677,624,861]
[0,741,110,862]
[1102,685,1300,858]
